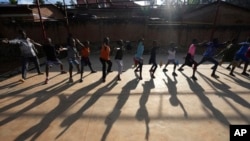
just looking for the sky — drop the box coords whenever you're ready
[0,0,76,5]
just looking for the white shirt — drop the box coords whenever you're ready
[9,38,36,57]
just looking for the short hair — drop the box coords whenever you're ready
[192,38,198,44]
[117,39,123,46]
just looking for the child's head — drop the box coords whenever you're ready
[212,38,219,44]
[153,40,157,47]
[84,40,90,47]
[46,37,52,45]
[18,29,27,39]
[246,37,250,42]
[231,38,238,44]
[103,37,110,45]
[169,42,176,50]
[117,39,123,46]
[68,38,76,47]
[192,38,198,44]
[138,38,144,44]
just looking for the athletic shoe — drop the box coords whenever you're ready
[163,68,168,72]
[69,78,74,83]
[211,74,219,78]
[79,79,83,83]
[241,72,249,76]
[172,72,177,76]
[178,68,184,71]
[229,73,235,77]
[61,71,67,74]
[191,76,197,80]
[44,78,48,84]
[91,70,97,73]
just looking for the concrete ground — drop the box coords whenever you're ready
[0,54,250,141]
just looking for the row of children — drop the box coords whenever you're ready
[143,37,250,81]
[2,30,250,83]
[1,30,124,83]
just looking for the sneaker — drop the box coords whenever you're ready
[69,78,74,83]
[172,72,177,76]
[178,68,184,71]
[241,72,249,76]
[38,72,44,75]
[61,70,67,74]
[102,79,106,83]
[19,78,25,82]
[91,70,97,73]
[229,73,235,77]
[163,68,168,72]
[211,74,219,78]
[191,76,197,80]
[107,70,113,74]
[117,76,121,81]
[44,78,48,84]
[79,79,83,83]
[226,66,231,70]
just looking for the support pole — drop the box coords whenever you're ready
[63,0,70,33]
[210,0,221,40]
[36,0,47,41]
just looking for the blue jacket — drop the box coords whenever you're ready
[203,42,220,57]
[135,42,144,59]
[236,42,250,55]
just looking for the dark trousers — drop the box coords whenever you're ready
[21,56,42,79]
[198,56,218,75]
[100,58,112,80]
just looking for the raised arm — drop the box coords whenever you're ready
[75,38,84,47]
[29,39,42,47]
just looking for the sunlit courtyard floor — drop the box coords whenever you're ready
[0,54,249,141]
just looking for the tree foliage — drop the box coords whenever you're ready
[9,0,17,4]
[33,0,45,4]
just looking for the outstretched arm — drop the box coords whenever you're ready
[75,38,84,47]
[29,39,42,47]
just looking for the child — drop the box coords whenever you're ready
[99,37,112,82]
[43,38,67,84]
[216,38,239,70]
[229,37,250,76]
[197,38,224,78]
[61,37,80,82]
[76,39,97,83]
[178,39,199,80]
[2,30,43,82]
[114,40,124,81]
[163,42,178,76]
[149,40,158,78]
[134,38,144,80]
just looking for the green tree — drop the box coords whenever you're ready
[33,0,45,4]
[188,0,200,4]
[56,1,63,6]
[9,0,17,4]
